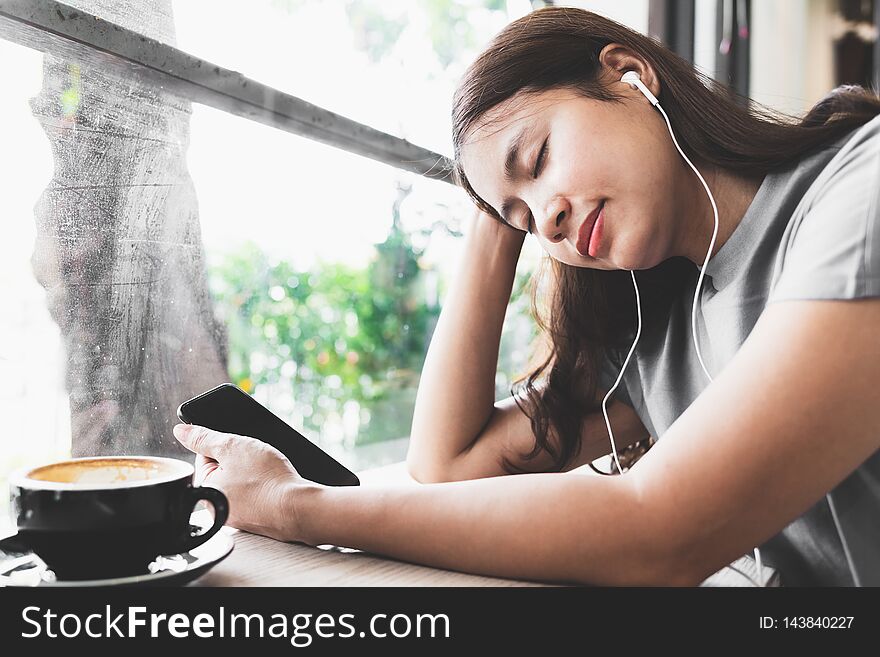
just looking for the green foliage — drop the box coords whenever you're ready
[209,217,439,443]
[209,215,537,447]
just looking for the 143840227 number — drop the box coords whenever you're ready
[783,616,854,629]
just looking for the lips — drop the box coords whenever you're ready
[575,201,605,257]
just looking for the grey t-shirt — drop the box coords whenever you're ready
[601,113,880,586]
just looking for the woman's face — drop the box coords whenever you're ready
[458,84,701,271]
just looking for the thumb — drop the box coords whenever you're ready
[173,424,236,462]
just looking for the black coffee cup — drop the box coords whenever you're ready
[9,456,229,580]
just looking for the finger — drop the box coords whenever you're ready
[173,423,237,461]
[193,454,218,487]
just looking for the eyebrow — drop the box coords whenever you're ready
[500,124,533,224]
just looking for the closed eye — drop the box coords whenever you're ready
[523,137,549,233]
[532,137,548,178]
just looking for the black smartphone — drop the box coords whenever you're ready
[177,383,359,486]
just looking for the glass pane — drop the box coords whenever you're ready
[0,5,546,527]
[1,0,656,529]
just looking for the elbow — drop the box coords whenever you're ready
[570,553,701,587]
[572,477,707,587]
[573,552,702,587]
[642,535,712,587]
[629,537,707,587]
[645,563,705,587]
[405,443,456,484]
[644,512,721,586]
[658,544,742,587]
[406,433,478,483]
[406,458,443,484]
[406,461,458,484]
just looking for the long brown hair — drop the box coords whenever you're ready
[451,6,880,473]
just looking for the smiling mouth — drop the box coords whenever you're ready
[575,201,604,257]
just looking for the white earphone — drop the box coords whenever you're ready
[603,70,767,586]
[621,70,660,107]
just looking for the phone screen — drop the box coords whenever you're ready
[177,383,359,486]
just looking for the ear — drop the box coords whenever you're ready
[598,43,661,100]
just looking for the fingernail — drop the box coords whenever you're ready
[173,424,189,440]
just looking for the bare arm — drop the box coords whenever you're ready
[406,208,525,481]
[446,394,649,480]
[407,209,648,483]
[297,468,666,586]
[290,299,880,586]
[178,297,880,587]
[177,422,671,586]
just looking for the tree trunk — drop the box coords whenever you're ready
[29,0,228,457]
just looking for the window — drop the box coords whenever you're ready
[8,0,628,529]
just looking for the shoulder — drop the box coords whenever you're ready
[784,113,880,220]
[807,114,880,203]
[769,116,880,303]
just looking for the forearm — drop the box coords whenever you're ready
[408,211,525,473]
[292,472,680,586]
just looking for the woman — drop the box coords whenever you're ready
[175,7,880,586]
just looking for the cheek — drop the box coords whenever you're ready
[596,115,676,191]
[608,209,674,270]
[627,130,682,197]
[556,144,613,193]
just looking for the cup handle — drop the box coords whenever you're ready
[180,486,229,552]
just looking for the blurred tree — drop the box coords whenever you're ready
[344,1,408,63]
[422,0,506,69]
[210,221,535,447]
[209,180,441,443]
[268,0,514,69]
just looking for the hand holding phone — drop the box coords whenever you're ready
[177,383,359,486]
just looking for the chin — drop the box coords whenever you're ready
[553,243,650,271]
[587,260,620,271]
[604,241,665,272]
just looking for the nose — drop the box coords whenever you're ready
[535,197,570,243]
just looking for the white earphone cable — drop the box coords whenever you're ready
[654,103,718,383]
[601,74,765,585]
[600,268,641,476]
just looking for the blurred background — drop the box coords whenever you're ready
[1,0,877,529]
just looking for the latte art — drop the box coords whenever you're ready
[25,457,187,486]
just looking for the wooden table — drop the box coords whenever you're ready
[193,529,549,587]
[193,462,778,587]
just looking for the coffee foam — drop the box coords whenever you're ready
[26,458,185,485]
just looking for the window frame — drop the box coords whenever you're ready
[0,0,455,183]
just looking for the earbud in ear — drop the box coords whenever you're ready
[621,71,660,108]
